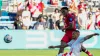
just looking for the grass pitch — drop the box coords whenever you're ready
[0,49,100,56]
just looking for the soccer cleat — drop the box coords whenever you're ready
[48,46,55,48]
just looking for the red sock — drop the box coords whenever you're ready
[85,50,92,55]
[63,52,68,56]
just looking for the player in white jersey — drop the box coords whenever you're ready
[49,30,99,56]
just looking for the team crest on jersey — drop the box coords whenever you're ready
[69,18,73,22]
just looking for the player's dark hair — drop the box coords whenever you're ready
[60,7,69,16]
[54,8,59,12]
[61,7,69,10]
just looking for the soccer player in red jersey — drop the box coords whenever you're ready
[55,7,93,56]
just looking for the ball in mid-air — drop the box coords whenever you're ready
[4,34,12,43]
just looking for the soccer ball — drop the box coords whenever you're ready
[4,34,12,43]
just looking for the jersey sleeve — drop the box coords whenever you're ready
[78,37,85,43]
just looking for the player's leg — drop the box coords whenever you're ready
[81,45,93,56]
[63,52,68,56]
[65,53,70,56]
[65,52,75,56]
[58,33,70,54]
[58,41,66,54]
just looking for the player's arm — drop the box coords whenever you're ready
[48,44,69,49]
[84,33,99,41]
[48,40,73,48]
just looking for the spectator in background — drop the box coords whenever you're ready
[14,14,23,29]
[61,0,67,6]
[77,8,87,30]
[86,13,95,30]
[85,6,89,15]
[6,3,16,13]
[52,0,58,5]
[69,0,78,13]
[66,0,72,6]
[48,14,55,30]
[21,10,32,30]
[55,14,64,30]
[87,7,96,30]
[96,15,100,29]
[17,0,25,11]
[47,0,52,5]
[27,0,36,21]
[77,1,87,11]
[95,8,100,30]
[48,0,58,6]
[88,7,95,15]
[33,14,48,30]
[12,0,18,13]
[26,0,41,21]
[52,8,60,29]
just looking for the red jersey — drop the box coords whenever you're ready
[64,13,76,31]
[61,13,76,43]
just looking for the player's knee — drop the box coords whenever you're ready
[61,42,66,48]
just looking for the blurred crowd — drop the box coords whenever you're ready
[0,0,100,30]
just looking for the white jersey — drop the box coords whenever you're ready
[66,37,85,56]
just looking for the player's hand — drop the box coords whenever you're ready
[94,33,99,36]
[48,46,55,49]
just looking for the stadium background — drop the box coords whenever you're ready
[0,0,100,56]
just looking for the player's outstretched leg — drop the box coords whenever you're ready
[81,45,93,56]
[58,41,66,55]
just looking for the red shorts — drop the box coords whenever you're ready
[61,30,74,43]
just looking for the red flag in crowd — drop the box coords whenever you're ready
[37,1,45,12]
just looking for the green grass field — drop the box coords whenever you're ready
[0,49,100,56]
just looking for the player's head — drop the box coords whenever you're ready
[72,30,80,39]
[22,11,31,19]
[60,7,69,17]
[54,8,59,13]
[37,14,45,22]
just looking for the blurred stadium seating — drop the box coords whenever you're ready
[0,0,100,30]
